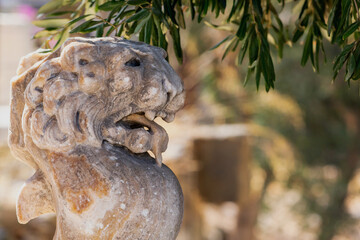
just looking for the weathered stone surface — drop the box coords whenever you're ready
[9,37,185,240]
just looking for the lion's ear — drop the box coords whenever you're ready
[60,41,94,71]
[152,46,167,59]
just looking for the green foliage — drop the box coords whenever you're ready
[33,0,187,64]
[34,0,360,91]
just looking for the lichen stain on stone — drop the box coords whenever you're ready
[48,152,109,213]
[66,189,93,214]
[89,207,131,239]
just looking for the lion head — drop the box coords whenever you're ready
[11,37,184,167]
[9,37,185,239]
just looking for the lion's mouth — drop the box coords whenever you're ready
[102,113,169,166]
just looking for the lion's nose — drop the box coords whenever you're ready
[163,91,185,115]
[161,75,185,115]
[162,78,178,103]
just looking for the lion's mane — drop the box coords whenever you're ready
[9,37,184,169]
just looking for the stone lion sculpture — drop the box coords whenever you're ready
[9,37,185,240]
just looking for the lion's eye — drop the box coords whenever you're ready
[79,59,89,66]
[125,58,141,67]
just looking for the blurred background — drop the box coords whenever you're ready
[1,1,360,240]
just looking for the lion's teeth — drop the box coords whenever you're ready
[145,111,156,121]
[158,111,166,119]
[154,152,163,167]
[164,113,175,123]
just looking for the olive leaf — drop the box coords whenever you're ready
[33,0,360,91]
